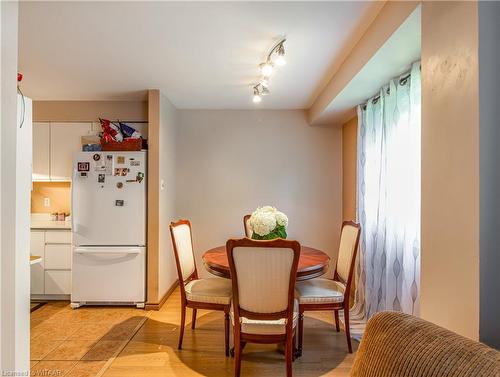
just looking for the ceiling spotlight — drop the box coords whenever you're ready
[260,62,273,77]
[259,77,269,88]
[274,43,286,66]
[252,86,262,103]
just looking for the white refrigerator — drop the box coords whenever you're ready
[71,151,146,308]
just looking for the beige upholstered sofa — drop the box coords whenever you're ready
[350,311,500,377]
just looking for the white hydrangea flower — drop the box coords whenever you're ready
[259,206,277,214]
[251,211,277,236]
[275,211,288,227]
[248,206,288,237]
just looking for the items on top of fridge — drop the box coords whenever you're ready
[99,118,144,151]
[119,122,142,139]
[100,118,123,142]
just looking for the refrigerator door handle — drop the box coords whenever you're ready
[71,167,77,234]
[74,248,141,255]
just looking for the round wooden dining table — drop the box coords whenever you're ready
[202,245,330,281]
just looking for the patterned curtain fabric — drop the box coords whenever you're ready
[350,61,421,332]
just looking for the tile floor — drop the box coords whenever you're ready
[30,301,147,377]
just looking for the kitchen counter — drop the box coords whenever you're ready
[31,219,71,230]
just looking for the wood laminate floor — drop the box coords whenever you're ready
[31,289,358,377]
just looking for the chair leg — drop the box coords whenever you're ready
[344,306,352,353]
[191,308,197,330]
[234,336,242,377]
[298,309,304,357]
[178,304,186,350]
[224,312,230,357]
[285,335,293,377]
[334,309,340,332]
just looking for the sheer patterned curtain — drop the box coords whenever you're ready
[350,61,421,332]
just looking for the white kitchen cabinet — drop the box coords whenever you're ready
[44,270,71,295]
[45,230,72,244]
[30,231,45,295]
[50,122,92,181]
[32,123,50,181]
[45,244,72,270]
[30,229,72,297]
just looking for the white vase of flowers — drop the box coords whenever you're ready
[248,206,288,240]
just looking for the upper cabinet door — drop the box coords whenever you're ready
[50,123,92,181]
[32,122,50,181]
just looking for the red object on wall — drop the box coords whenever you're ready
[17,72,23,82]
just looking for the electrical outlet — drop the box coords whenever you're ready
[44,197,50,207]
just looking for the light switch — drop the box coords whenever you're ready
[44,197,50,207]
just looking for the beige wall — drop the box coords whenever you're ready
[342,116,357,221]
[176,110,342,277]
[146,90,178,309]
[31,182,71,214]
[158,93,178,299]
[33,100,147,122]
[421,1,479,340]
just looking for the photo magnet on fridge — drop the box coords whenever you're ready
[117,156,125,164]
[105,155,114,175]
[77,162,90,172]
[98,174,105,183]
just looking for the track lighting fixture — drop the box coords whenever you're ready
[251,38,287,103]
[252,86,262,103]
[252,83,269,104]
[260,62,273,77]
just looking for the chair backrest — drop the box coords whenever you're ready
[335,221,361,287]
[169,220,197,284]
[243,214,252,238]
[226,238,300,323]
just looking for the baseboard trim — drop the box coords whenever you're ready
[145,280,178,311]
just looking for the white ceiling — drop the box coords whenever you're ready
[19,1,382,109]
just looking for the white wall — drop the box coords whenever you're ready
[1,1,31,373]
[158,93,178,297]
[176,110,342,277]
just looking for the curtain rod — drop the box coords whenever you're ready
[361,64,420,110]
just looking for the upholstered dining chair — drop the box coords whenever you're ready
[295,221,361,354]
[169,219,232,355]
[226,238,301,377]
[243,214,252,238]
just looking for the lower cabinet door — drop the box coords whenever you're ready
[45,244,72,269]
[30,231,45,295]
[44,270,71,294]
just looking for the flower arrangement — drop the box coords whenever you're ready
[248,206,288,240]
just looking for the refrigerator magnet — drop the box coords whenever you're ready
[105,155,114,175]
[136,172,145,183]
[130,160,140,167]
[98,174,105,183]
[77,162,90,172]
[117,156,125,164]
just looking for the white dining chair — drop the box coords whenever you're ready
[295,221,361,354]
[226,237,301,377]
[170,219,232,355]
